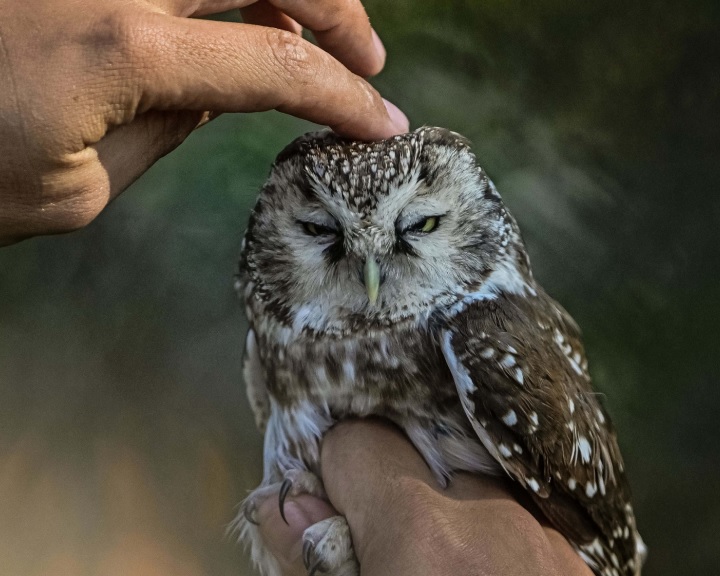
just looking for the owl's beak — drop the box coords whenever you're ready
[363,257,380,305]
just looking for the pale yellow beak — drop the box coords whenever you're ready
[363,258,380,305]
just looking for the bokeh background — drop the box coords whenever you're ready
[1,1,719,574]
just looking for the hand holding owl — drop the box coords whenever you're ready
[0,0,407,246]
[257,420,592,576]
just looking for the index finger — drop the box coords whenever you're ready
[128,15,407,139]
[162,0,385,77]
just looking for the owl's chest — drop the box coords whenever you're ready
[260,323,456,419]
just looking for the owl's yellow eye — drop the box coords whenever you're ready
[405,216,440,234]
[420,216,438,233]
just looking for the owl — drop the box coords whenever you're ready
[234,127,646,576]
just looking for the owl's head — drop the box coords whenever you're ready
[241,127,533,334]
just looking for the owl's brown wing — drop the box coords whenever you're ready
[440,290,645,576]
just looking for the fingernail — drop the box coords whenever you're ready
[383,99,409,133]
[371,28,386,63]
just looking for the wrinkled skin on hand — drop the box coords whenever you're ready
[0,0,407,245]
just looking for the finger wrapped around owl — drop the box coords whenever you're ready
[235,127,646,576]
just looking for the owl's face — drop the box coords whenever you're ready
[243,128,530,334]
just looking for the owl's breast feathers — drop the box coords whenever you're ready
[251,309,460,418]
[441,289,645,576]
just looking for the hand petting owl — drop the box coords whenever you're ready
[234,127,646,576]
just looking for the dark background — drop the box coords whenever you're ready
[1,1,718,574]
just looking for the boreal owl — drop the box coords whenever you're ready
[234,127,646,576]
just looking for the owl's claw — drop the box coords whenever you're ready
[243,499,260,526]
[303,539,313,568]
[278,477,293,525]
[303,538,324,576]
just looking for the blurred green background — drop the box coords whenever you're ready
[1,1,719,574]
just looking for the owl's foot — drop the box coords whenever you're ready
[241,469,326,526]
[303,515,358,576]
[278,469,326,524]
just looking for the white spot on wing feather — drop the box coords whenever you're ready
[500,354,516,368]
[586,481,597,498]
[578,435,592,463]
[502,410,518,426]
[513,368,524,385]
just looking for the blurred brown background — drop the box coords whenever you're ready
[1,1,719,575]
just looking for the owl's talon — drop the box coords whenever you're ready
[307,560,323,576]
[303,539,324,576]
[243,500,260,526]
[303,539,313,569]
[278,477,293,524]
[300,516,355,576]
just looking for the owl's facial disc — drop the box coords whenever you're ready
[245,127,530,333]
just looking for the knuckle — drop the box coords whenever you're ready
[504,505,544,535]
[263,28,314,81]
[85,9,137,60]
[499,505,557,563]
[392,480,444,528]
[85,9,162,76]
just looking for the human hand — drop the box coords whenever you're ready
[0,0,408,246]
[257,419,593,576]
